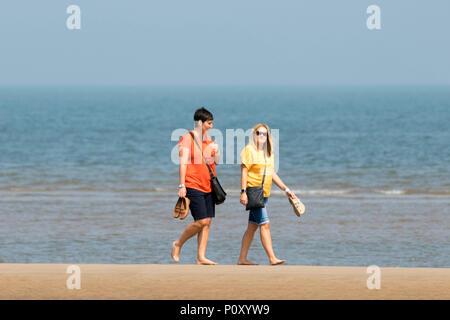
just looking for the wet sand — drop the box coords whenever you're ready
[1,264,449,300]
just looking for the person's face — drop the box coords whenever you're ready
[202,120,213,132]
[255,126,268,145]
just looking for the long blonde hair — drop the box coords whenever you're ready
[249,123,272,158]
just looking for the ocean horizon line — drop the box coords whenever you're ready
[1,186,449,196]
[1,83,449,88]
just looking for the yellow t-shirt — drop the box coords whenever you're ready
[240,144,274,197]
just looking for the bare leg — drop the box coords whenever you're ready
[259,222,285,265]
[237,223,259,265]
[196,218,218,265]
[171,219,204,263]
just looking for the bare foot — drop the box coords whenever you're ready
[270,258,286,266]
[196,258,218,265]
[171,241,181,263]
[237,259,258,265]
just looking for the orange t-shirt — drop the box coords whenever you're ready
[178,131,216,193]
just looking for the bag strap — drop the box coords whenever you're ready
[261,152,267,186]
[189,131,216,179]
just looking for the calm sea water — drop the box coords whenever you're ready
[0,85,449,267]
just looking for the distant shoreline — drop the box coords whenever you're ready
[1,264,449,300]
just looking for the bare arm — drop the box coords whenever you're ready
[272,171,295,199]
[241,164,248,190]
[240,164,248,206]
[178,147,189,198]
[214,147,221,164]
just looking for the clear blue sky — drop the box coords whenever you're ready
[0,0,449,85]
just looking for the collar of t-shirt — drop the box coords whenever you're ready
[191,130,211,143]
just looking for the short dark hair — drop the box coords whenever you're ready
[194,107,214,122]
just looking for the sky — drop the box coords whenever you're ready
[0,0,449,85]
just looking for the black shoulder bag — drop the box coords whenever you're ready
[245,153,266,211]
[189,131,226,205]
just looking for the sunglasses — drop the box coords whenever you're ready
[255,130,267,137]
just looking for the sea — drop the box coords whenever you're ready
[0,85,449,267]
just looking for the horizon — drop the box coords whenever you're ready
[1,83,449,87]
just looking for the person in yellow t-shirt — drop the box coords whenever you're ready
[238,123,296,266]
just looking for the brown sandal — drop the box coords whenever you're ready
[174,197,190,219]
[289,196,306,217]
[173,197,183,218]
[178,197,190,220]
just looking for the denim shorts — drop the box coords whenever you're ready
[248,197,269,226]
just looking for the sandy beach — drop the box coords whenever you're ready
[1,264,449,300]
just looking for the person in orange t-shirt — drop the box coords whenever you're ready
[171,107,220,265]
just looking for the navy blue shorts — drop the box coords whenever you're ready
[186,187,215,221]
